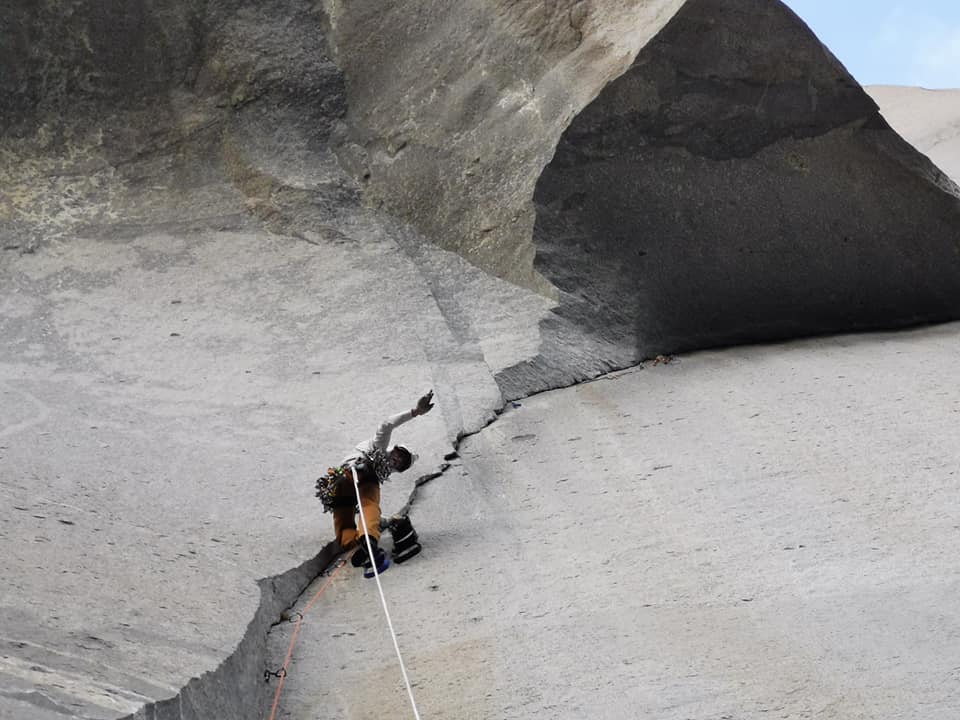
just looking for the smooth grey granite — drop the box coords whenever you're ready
[0,224,524,718]
[4,1,960,718]
[271,324,960,719]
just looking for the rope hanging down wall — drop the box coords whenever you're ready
[352,465,423,720]
[264,468,423,720]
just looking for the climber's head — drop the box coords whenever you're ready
[389,444,417,473]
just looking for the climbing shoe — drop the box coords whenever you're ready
[363,547,390,578]
[388,515,422,564]
[352,536,390,578]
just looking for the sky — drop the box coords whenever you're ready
[783,0,960,88]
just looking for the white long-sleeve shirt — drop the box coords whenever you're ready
[341,410,415,466]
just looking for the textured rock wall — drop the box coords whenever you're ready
[125,544,339,720]
[530,0,960,360]
[10,0,956,356]
[320,0,688,292]
[1,0,204,132]
[0,0,349,251]
[315,0,960,370]
[5,1,960,718]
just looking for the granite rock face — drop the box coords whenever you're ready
[0,0,352,252]
[314,0,960,387]
[5,0,959,353]
[4,1,960,719]
[530,0,960,361]
[319,0,688,292]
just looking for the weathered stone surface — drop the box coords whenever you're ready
[528,0,960,372]
[4,0,960,718]
[1,5,548,710]
[0,0,351,253]
[271,324,960,719]
[320,0,688,292]
[1,1,204,130]
[0,218,538,718]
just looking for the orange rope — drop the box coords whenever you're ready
[266,556,351,720]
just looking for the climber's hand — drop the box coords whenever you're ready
[414,390,434,416]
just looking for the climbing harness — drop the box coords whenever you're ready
[315,449,392,512]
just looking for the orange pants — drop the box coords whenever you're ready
[332,480,381,549]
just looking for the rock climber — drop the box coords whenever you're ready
[316,390,434,577]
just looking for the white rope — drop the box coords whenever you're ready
[351,466,423,720]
